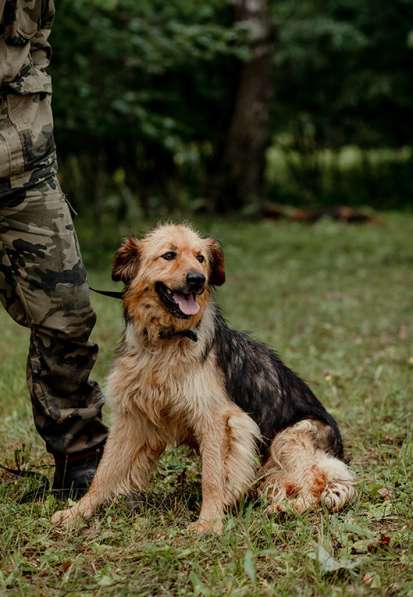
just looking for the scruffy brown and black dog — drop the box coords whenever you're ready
[52,224,355,533]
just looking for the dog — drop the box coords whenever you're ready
[52,223,355,533]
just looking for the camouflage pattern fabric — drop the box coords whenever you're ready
[0,0,53,94]
[0,1,108,455]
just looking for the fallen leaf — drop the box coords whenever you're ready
[377,486,393,499]
[244,550,257,583]
[351,539,372,554]
[362,572,381,588]
[97,575,115,587]
[368,502,393,520]
[190,572,210,596]
[342,519,376,539]
[309,544,360,574]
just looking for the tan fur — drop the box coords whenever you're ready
[52,225,259,533]
[259,420,355,514]
[51,224,354,533]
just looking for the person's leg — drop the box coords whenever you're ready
[0,177,108,465]
[0,92,107,494]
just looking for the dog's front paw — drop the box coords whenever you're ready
[187,518,223,535]
[51,507,81,528]
[265,501,287,515]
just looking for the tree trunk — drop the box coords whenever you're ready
[212,0,274,213]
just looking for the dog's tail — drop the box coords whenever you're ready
[223,409,261,506]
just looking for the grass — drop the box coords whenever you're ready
[0,213,412,595]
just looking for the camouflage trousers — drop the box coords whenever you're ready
[0,91,107,456]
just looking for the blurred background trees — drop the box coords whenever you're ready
[51,0,413,218]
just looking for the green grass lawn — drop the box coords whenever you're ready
[1,214,412,595]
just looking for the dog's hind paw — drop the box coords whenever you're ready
[265,501,288,515]
[321,481,356,512]
[51,507,81,527]
[187,518,223,535]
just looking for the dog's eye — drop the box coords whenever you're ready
[161,251,177,261]
[196,254,205,263]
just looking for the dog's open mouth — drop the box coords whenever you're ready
[155,282,200,319]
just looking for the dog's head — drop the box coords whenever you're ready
[112,224,225,335]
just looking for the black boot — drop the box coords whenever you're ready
[52,443,105,499]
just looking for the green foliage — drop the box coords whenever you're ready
[273,0,413,147]
[50,1,413,212]
[52,0,247,213]
[268,0,413,203]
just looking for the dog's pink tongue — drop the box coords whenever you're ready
[173,292,200,315]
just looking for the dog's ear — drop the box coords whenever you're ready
[112,237,141,283]
[207,239,225,286]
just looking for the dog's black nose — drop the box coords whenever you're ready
[186,271,206,291]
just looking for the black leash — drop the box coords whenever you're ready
[90,287,124,300]
[0,463,50,502]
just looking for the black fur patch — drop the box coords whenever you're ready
[212,307,344,460]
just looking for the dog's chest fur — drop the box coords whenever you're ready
[106,306,229,430]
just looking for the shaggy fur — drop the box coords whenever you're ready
[52,224,355,533]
